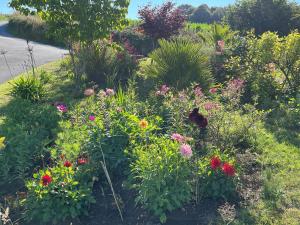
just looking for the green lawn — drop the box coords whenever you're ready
[0,14,8,21]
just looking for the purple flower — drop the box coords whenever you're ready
[203,102,220,111]
[89,115,95,121]
[180,144,193,159]
[56,104,68,113]
[156,84,170,96]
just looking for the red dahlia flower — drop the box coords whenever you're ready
[64,161,72,167]
[42,174,52,186]
[210,156,221,170]
[189,108,208,128]
[222,163,236,176]
[77,157,88,165]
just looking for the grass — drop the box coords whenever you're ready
[0,60,63,107]
[0,14,9,21]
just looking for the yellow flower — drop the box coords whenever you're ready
[0,136,6,150]
[139,119,148,129]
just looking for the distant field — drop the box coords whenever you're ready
[0,14,8,21]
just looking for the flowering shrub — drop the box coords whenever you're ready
[25,165,95,224]
[197,151,238,200]
[130,136,192,223]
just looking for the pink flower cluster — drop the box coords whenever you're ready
[222,78,245,100]
[209,87,218,94]
[84,88,95,97]
[99,88,115,98]
[194,86,204,98]
[203,102,220,111]
[217,40,225,52]
[156,85,170,96]
[171,133,193,159]
[180,144,193,159]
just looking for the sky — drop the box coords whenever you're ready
[1,0,300,18]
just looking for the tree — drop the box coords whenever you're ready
[10,0,130,84]
[10,0,130,43]
[190,4,212,23]
[177,4,195,19]
[138,2,186,42]
[226,0,294,35]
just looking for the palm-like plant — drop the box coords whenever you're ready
[197,23,236,47]
[142,38,213,90]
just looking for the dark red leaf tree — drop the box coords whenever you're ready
[138,2,186,41]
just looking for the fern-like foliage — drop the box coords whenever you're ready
[141,38,213,90]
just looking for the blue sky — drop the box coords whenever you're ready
[1,0,300,18]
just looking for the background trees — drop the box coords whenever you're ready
[226,0,299,35]
[178,4,226,23]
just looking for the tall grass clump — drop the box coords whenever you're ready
[138,38,213,90]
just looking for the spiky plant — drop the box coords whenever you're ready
[142,38,213,90]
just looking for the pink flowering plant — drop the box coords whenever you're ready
[130,136,192,223]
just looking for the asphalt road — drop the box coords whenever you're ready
[0,21,67,83]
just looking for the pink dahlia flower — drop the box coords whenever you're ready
[180,144,193,159]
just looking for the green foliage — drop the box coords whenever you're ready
[76,40,136,85]
[0,14,9,21]
[10,76,45,102]
[10,0,129,43]
[197,150,238,200]
[226,31,300,107]
[112,27,154,56]
[226,0,296,35]
[182,4,226,24]
[197,23,236,46]
[138,38,212,90]
[25,165,94,224]
[130,136,192,223]
[8,13,62,46]
[0,99,60,192]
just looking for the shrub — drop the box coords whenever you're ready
[226,31,300,107]
[130,136,192,223]
[8,13,62,45]
[112,27,154,56]
[0,100,60,192]
[138,2,186,42]
[10,76,45,102]
[25,165,95,224]
[76,40,136,85]
[137,38,213,90]
[197,150,238,200]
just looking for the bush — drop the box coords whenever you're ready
[76,41,136,86]
[226,31,300,107]
[130,136,192,223]
[138,1,186,42]
[137,38,213,90]
[112,27,154,56]
[10,76,45,102]
[0,100,60,192]
[25,165,95,224]
[8,13,62,46]
[197,150,238,200]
